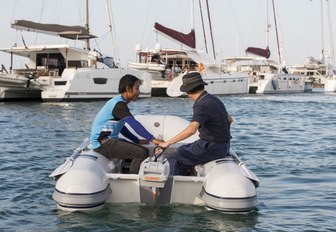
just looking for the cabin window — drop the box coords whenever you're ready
[93,78,108,84]
[68,61,84,68]
[36,53,66,75]
[55,81,67,85]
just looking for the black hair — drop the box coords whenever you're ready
[187,84,204,94]
[118,74,140,93]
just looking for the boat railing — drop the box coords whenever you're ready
[13,68,60,78]
[14,69,37,76]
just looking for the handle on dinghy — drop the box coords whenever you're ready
[49,138,90,178]
[230,150,260,187]
[153,146,165,162]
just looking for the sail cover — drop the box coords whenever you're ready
[153,22,196,49]
[11,20,96,40]
[245,46,271,58]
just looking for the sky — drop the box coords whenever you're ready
[1,0,335,69]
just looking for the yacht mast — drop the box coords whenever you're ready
[191,0,195,32]
[326,0,334,64]
[271,0,282,64]
[198,0,208,53]
[320,0,325,62]
[84,0,90,50]
[206,0,216,59]
[265,0,270,48]
[105,0,119,65]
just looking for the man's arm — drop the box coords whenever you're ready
[123,116,163,145]
[158,121,199,148]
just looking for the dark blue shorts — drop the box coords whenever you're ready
[165,139,230,175]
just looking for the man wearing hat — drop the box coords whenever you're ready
[158,71,233,175]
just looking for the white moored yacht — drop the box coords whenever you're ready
[222,57,305,94]
[129,45,249,97]
[0,1,151,101]
[153,22,249,98]
[0,44,151,101]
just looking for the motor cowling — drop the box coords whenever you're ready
[139,156,170,188]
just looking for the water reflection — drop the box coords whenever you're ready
[117,204,255,231]
[55,203,259,231]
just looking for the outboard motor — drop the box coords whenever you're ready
[25,73,35,90]
[138,148,170,200]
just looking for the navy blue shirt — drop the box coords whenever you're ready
[192,91,231,143]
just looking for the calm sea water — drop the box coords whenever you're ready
[0,93,335,232]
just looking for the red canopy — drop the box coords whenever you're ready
[245,46,271,58]
[154,22,196,49]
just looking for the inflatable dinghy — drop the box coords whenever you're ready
[50,115,260,212]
